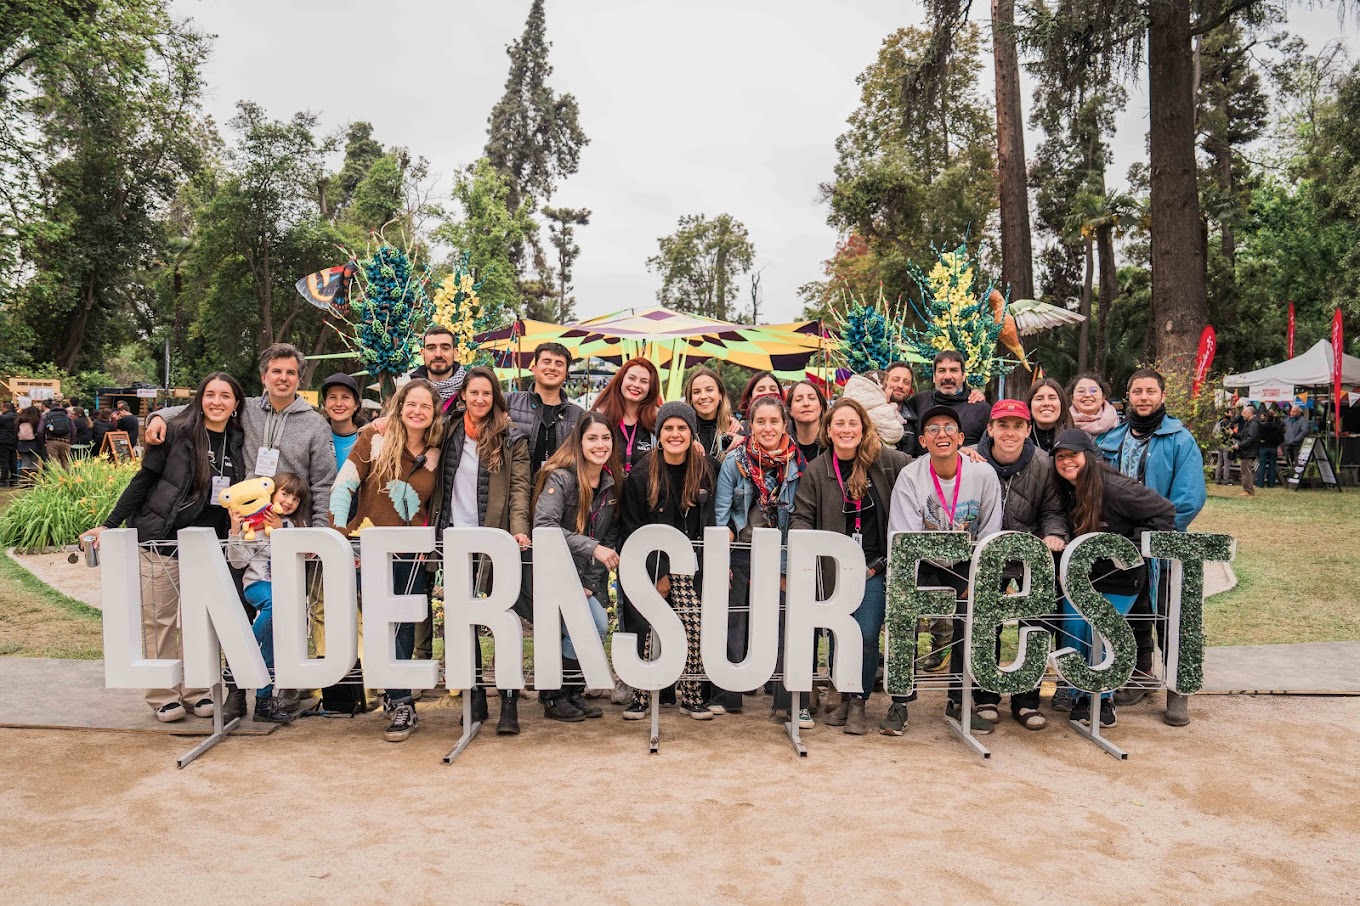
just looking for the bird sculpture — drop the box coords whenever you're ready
[989,289,1032,372]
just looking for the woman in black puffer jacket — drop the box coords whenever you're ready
[83,373,246,723]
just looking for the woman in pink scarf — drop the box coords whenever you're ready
[1067,372,1120,437]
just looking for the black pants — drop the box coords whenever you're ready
[0,443,15,484]
[708,551,754,709]
[1130,572,1169,675]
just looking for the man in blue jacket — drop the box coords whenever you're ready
[1098,368,1207,727]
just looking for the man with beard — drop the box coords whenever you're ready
[410,326,466,413]
[1097,368,1206,727]
[508,342,584,477]
[882,362,919,455]
[907,351,992,453]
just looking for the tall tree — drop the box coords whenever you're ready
[647,214,755,322]
[542,205,590,323]
[821,24,996,306]
[992,0,1035,304]
[483,0,588,236]
[436,157,537,326]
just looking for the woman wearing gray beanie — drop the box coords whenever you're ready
[619,400,717,720]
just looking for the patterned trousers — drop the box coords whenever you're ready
[632,573,705,710]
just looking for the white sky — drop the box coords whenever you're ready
[170,0,1357,324]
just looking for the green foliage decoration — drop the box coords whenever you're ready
[1055,532,1139,694]
[884,531,971,697]
[967,531,1057,695]
[0,459,139,552]
[1145,531,1235,695]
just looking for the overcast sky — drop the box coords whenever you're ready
[170,0,1356,325]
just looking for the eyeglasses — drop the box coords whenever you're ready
[923,424,960,436]
[1073,388,1102,397]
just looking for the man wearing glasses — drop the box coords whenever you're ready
[889,405,1002,733]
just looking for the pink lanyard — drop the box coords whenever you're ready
[929,456,963,529]
[832,456,861,533]
[619,421,639,474]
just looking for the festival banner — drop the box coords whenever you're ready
[1192,325,1217,397]
[1333,309,1344,437]
[1287,301,1296,359]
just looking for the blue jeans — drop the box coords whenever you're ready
[849,575,886,700]
[384,557,429,705]
[244,582,275,697]
[1256,448,1278,487]
[1060,591,1137,703]
[563,594,609,661]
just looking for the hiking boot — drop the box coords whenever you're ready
[383,701,417,742]
[155,702,186,723]
[222,687,247,723]
[190,697,215,718]
[622,701,649,720]
[1051,686,1075,713]
[921,650,946,672]
[879,701,909,736]
[567,692,602,718]
[681,701,714,720]
[543,696,586,722]
[253,695,295,723]
[1164,691,1190,727]
[824,694,850,727]
[845,698,868,735]
[1114,670,1156,707]
[497,691,520,735]
[944,699,994,734]
[471,687,489,723]
[797,708,815,729]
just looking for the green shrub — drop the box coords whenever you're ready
[0,458,138,552]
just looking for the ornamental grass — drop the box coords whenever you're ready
[0,458,138,552]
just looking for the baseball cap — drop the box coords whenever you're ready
[919,404,962,429]
[320,372,361,399]
[989,399,1031,421]
[1052,429,1098,454]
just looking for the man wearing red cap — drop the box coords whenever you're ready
[977,398,1070,729]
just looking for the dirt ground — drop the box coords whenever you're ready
[2,692,1356,903]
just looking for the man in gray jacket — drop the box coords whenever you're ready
[507,342,584,477]
[1283,404,1310,468]
[145,343,336,527]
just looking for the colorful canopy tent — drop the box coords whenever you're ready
[1223,339,1360,388]
[477,307,831,398]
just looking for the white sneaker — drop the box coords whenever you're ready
[190,697,215,718]
[610,677,634,705]
[155,702,187,723]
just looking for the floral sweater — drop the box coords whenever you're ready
[329,427,441,532]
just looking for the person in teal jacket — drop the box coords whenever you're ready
[1096,368,1207,728]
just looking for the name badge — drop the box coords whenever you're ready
[211,475,231,506]
[852,531,863,548]
[255,447,280,477]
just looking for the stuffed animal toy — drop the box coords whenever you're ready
[220,477,276,541]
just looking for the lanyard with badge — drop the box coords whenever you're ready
[210,432,231,505]
[929,455,963,529]
[833,456,863,547]
[619,421,639,475]
[257,407,288,477]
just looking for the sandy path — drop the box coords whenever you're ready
[2,692,1356,903]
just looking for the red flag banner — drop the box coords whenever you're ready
[1192,325,1217,397]
[1287,301,1296,359]
[1333,309,1344,438]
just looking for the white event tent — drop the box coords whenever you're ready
[1223,339,1360,388]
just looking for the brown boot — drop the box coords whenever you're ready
[845,698,868,735]
[823,694,850,726]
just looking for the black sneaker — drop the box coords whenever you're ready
[1051,686,1075,713]
[1098,700,1118,728]
[879,701,909,736]
[622,701,649,720]
[680,701,714,720]
[383,701,418,742]
[567,692,603,718]
[543,696,586,722]
[1070,697,1092,725]
[253,695,294,724]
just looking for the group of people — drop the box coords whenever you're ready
[0,397,141,483]
[84,329,1208,744]
[1213,402,1311,493]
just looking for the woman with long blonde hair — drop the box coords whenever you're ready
[329,378,445,743]
[791,397,913,736]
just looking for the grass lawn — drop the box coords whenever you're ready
[1194,483,1360,647]
[0,482,1355,661]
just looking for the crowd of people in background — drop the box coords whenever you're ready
[80,329,1232,744]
